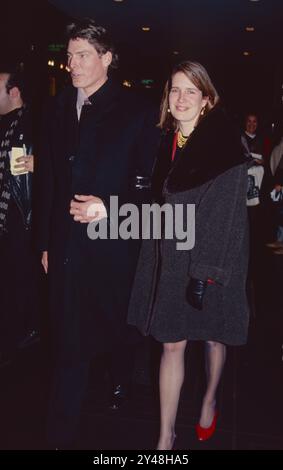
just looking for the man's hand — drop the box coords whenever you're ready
[70,195,107,223]
[42,251,48,274]
[14,155,34,173]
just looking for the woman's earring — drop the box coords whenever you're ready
[200,107,205,116]
[167,108,171,113]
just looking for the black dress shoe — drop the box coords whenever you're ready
[17,329,40,349]
[108,384,128,411]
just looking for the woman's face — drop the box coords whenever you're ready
[169,72,208,131]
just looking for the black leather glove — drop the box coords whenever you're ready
[186,278,207,311]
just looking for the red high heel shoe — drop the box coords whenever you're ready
[196,410,218,441]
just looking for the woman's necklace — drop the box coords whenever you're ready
[177,130,189,149]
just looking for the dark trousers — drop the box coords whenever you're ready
[0,201,40,352]
[46,345,137,447]
[46,359,90,447]
[108,344,137,388]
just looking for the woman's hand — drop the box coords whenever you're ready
[186,278,207,311]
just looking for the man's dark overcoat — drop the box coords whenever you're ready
[37,79,160,363]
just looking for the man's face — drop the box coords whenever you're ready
[67,38,111,96]
[245,115,258,134]
[0,73,11,115]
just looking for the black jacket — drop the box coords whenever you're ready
[0,107,33,230]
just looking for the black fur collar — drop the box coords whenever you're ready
[152,106,246,197]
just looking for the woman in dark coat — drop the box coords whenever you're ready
[128,61,249,449]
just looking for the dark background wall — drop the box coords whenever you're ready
[0,0,283,133]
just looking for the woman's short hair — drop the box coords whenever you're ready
[159,61,219,130]
[66,18,118,68]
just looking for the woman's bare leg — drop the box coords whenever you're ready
[199,341,226,427]
[157,340,187,450]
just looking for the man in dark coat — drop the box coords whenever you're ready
[269,153,283,254]
[0,68,39,365]
[36,19,159,447]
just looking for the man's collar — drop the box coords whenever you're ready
[77,88,91,107]
[245,131,256,139]
[76,88,92,120]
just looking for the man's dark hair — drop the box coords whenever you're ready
[0,66,27,103]
[244,111,259,122]
[6,70,26,96]
[66,18,118,68]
